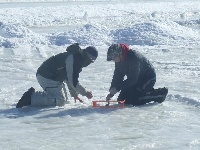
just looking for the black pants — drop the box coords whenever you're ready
[117,77,156,105]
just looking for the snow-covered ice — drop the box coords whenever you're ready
[0,0,200,149]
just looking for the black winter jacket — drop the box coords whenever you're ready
[37,52,83,86]
[110,50,156,91]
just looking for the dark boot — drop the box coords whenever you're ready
[16,87,35,108]
[154,87,168,103]
[139,87,168,104]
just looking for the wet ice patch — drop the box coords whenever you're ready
[171,94,200,107]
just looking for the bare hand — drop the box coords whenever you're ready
[86,91,93,99]
[74,96,83,103]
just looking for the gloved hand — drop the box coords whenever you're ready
[109,87,118,95]
[74,95,83,103]
[106,93,114,101]
[85,91,93,99]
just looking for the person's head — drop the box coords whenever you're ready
[107,44,122,62]
[82,46,98,67]
[85,46,98,62]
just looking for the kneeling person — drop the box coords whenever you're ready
[106,43,168,106]
[16,43,98,108]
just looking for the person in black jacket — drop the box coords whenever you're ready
[106,43,168,106]
[16,43,98,108]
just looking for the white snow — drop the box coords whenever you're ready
[0,0,200,149]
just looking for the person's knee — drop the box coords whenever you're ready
[56,99,66,106]
[55,95,67,106]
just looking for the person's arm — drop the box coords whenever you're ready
[106,59,140,100]
[110,64,124,90]
[118,59,140,90]
[76,83,93,99]
[65,54,92,101]
[106,64,124,100]
[65,55,78,97]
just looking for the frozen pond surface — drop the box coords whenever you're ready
[0,0,200,149]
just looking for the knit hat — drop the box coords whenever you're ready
[107,44,122,61]
[85,46,98,62]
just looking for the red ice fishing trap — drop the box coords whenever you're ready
[92,100,125,108]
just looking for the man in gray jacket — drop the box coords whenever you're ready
[106,43,168,106]
[16,43,98,108]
